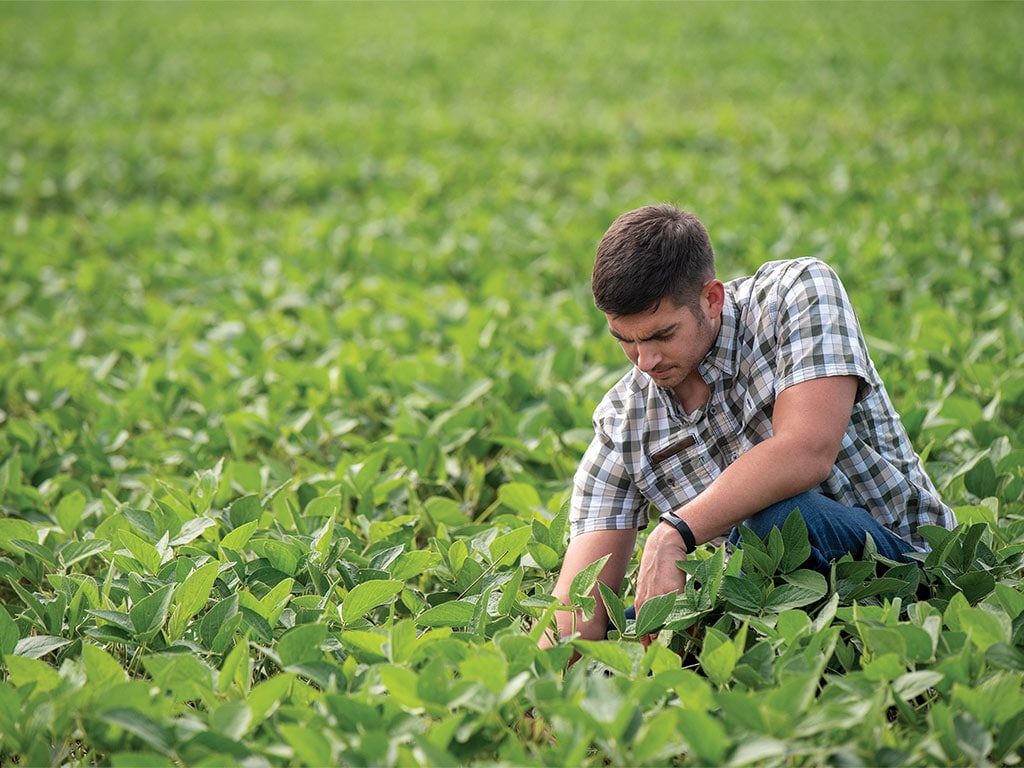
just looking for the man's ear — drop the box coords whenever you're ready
[703,279,726,317]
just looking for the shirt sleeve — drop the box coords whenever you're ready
[772,259,874,402]
[569,427,648,537]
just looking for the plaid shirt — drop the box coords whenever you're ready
[570,257,956,550]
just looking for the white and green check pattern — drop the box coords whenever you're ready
[570,257,956,550]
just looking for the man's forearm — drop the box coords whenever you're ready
[672,376,859,545]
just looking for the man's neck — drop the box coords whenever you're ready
[674,374,710,416]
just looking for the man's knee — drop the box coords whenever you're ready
[741,491,822,539]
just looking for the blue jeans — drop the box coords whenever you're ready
[726,490,918,572]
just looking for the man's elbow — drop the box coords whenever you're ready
[801,448,839,489]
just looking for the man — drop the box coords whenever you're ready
[543,204,956,648]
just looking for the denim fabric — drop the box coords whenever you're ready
[726,490,918,573]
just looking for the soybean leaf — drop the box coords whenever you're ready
[278,623,328,667]
[13,635,71,659]
[229,494,262,527]
[200,595,239,650]
[489,526,532,568]
[220,521,258,552]
[130,583,174,635]
[99,708,173,756]
[498,482,542,516]
[765,570,827,612]
[568,554,611,608]
[58,539,111,568]
[0,604,19,658]
[635,592,677,637]
[722,575,764,614]
[416,600,476,628]
[173,560,221,621]
[598,581,628,634]
[342,579,402,624]
[779,508,811,573]
[0,518,36,545]
[54,490,87,534]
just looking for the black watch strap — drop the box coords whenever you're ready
[659,511,696,553]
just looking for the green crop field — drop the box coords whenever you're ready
[1,1,1023,765]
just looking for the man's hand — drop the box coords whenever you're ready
[634,521,688,647]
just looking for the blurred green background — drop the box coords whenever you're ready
[1,1,1021,506]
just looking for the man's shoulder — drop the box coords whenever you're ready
[592,367,652,423]
[742,257,839,286]
[729,257,845,305]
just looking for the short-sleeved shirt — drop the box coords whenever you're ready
[570,257,956,550]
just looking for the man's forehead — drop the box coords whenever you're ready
[606,304,689,338]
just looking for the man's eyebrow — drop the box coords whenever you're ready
[608,323,678,343]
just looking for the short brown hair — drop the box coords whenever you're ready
[591,205,715,315]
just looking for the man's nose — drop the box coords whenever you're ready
[635,343,660,371]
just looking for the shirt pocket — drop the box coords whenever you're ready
[637,436,714,512]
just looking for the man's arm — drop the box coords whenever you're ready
[538,527,637,649]
[635,375,859,614]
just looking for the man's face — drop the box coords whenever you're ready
[606,295,720,394]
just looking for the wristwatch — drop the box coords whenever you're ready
[658,511,696,554]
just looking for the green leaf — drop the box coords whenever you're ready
[82,643,128,690]
[220,520,258,552]
[676,706,728,763]
[13,635,71,659]
[0,518,37,545]
[54,490,87,533]
[390,550,442,581]
[526,542,561,571]
[200,594,239,650]
[130,584,174,635]
[568,554,611,607]
[699,627,739,686]
[88,609,136,634]
[260,539,300,575]
[721,575,763,614]
[341,579,403,623]
[571,639,635,674]
[416,600,477,628]
[99,708,173,756]
[143,653,216,700]
[58,538,111,568]
[210,701,252,741]
[497,566,524,616]
[9,538,56,565]
[893,670,945,701]
[779,508,811,572]
[118,529,163,574]
[277,623,328,666]
[5,655,62,693]
[598,581,628,634]
[229,494,263,527]
[173,560,221,621]
[489,526,532,568]
[248,673,296,723]
[959,606,1012,650]
[0,604,20,658]
[497,482,542,516]
[765,570,827,612]
[635,591,677,637]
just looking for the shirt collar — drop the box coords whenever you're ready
[699,287,738,382]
